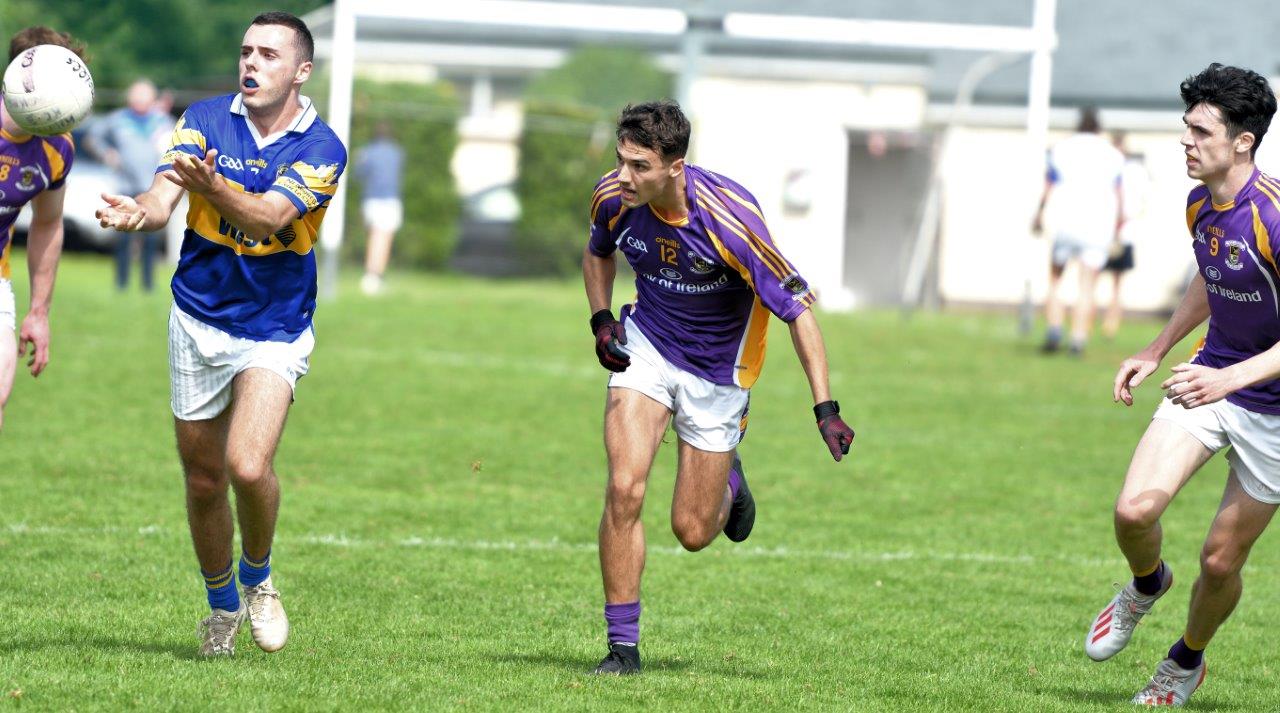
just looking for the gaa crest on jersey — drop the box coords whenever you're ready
[1225,240,1246,270]
[780,272,809,296]
[687,251,716,275]
[15,166,39,192]
[625,234,648,254]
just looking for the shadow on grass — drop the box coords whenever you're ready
[1036,684,1247,711]
[0,633,202,662]
[490,650,770,679]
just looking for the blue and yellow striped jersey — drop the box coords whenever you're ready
[159,93,346,341]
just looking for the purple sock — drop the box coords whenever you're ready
[1133,561,1166,596]
[1168,637,1204,670]
[728,468,743,499]
[604,601,641,645]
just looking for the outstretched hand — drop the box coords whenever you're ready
[163,149,222,196]
[96,192,148,232]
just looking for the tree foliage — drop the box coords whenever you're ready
[0,0,325,91]
[514,46,672,275]
[340,79,462,271]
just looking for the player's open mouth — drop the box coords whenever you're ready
[242,77,260,92]
[620,188,636,201]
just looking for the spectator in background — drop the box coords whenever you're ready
[85,78,174,292]
[1101,132,1149,339]
[1032,106,1125,356]
[357,122,404,296]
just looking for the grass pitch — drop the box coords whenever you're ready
[1,254,1275,711]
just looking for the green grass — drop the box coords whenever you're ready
[1,254,1274,711]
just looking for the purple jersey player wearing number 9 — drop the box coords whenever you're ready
[1092,63,1280,707]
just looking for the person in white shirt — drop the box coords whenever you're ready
[1032,107,1125,355]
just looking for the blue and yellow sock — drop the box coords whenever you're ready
[239,549,271,588]
[203,562,240,612]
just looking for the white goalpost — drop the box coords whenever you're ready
[318,0,1058,302]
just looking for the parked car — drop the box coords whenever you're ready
[13,154,120,252]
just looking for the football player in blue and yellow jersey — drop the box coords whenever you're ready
[1087,64,1280,706]
[0,27,83,432]
[96,12,345,657]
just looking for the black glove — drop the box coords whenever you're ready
[814,400,854,461]
[591,309,630,373]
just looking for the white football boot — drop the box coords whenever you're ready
[1085,565,1173,661]
[197,606,246,657]
[1131,658,1206,706]
[242,577,290,652]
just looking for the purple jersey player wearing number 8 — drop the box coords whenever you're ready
[0,27,84,432]
[1088,64,1280,707]
[582,101,855,675]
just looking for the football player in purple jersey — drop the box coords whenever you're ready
[582,101,854,674]
[0,27,84,431]
[1085,64,1280,707]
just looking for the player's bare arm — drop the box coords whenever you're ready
[1114,274,1210,405]
[164,150,298,237]
[97,172,184,233]
[19,184,67,377]
[788,309,855,460]
[583,246,617,313]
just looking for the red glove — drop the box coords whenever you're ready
[591,309,630,373]
[814,400,855,461]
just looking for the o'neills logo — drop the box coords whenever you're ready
[1206,283,1262,302]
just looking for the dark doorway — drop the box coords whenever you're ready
[843,131,936,306]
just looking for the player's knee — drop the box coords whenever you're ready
[1199,546,1244,583]
[671,515,715,552]
[226,456,272,487]
[1114,500,1160,533]
[604,478,645,518]
[184,467,226,503]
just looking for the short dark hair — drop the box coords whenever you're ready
[1077,106,1101,133]
[9,26,87,62]
[616,101,690,162]
[1180,63,1277,157]
[251,11,314,63]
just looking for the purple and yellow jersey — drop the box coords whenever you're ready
[0,127,74,279]
[159,93,346,341]
[1187,168,1280,414]
[587,164,815,388]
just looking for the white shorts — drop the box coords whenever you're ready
[168,304,314,421]
[362,198,403,233]
[608,320,750,452]
[1051,234,1110,270]
[1153,397,1280,504]
[0,279,13,332]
